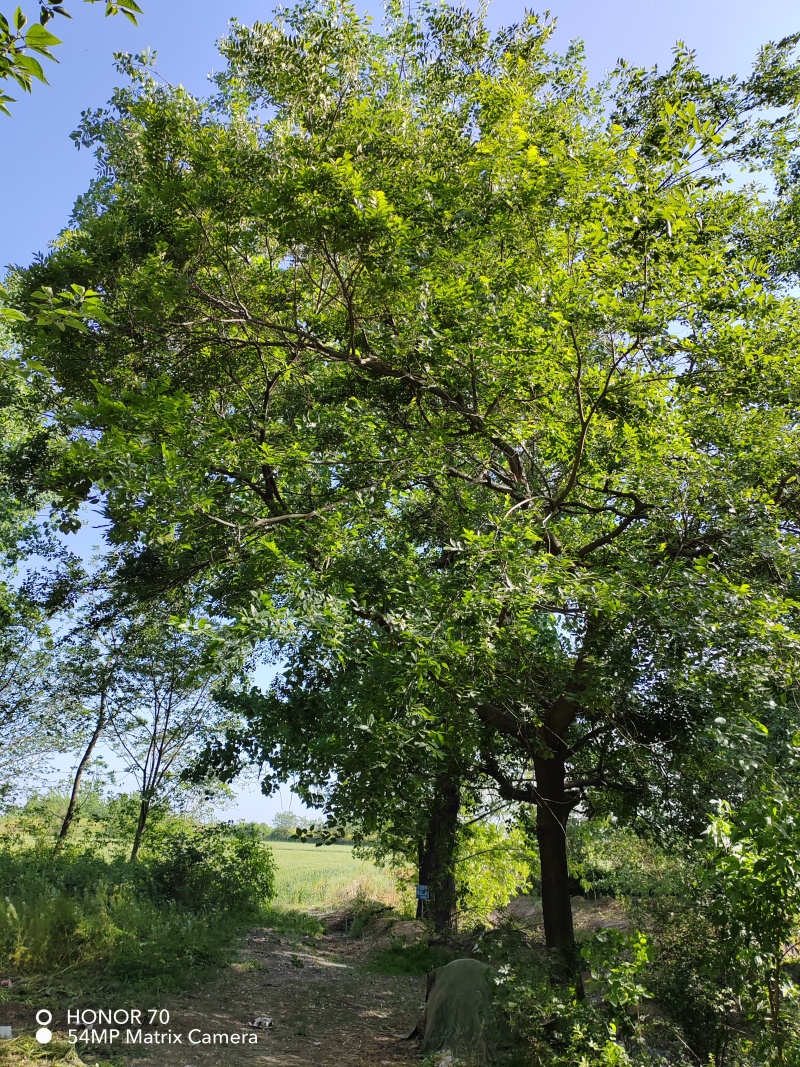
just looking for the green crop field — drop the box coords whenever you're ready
[269,842,407,911]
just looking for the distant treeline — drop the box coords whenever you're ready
[241,812,359,845]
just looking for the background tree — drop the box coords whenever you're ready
[108,609,237,861]
[51,612,123,850]
[270,809,313,840]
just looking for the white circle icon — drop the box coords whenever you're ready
[35,1010,53,1027]
[35,1027,53,1044]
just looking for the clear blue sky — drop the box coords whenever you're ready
[3,0,798,819]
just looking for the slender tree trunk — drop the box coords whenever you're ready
[534,752,578,979]
[416,772,460,935]
[54,695,108,856]
[129,795,151,862]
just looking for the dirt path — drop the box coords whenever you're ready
[2,927,425,1067]
[139,927,424,1067]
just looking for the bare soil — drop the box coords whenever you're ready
[1,928,425,1067]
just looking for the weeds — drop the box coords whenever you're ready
[0,823,276,998]
[0,1034,121,1065]
[257,906,325,937]
[364,941,457,976]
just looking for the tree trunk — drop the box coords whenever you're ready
[54,696,107,856]
[534,752,578,980]
[129,795,151,862]
[416,772,460,935]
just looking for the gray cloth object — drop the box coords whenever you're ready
[419,958,497,1062]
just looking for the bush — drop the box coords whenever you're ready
[494,930,694,1067]
[623,806,800,1067]
[140,821,276,913]
[628,892,743,1065]
[1,886,242,995]
[566,819,686,899]
[0,820,276,995]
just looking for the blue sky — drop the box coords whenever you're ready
[3,0,799,819]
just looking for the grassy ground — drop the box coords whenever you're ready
[269,842,405,911]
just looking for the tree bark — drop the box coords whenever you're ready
[129,794,151,862]
[534,751,578,980]
[416,772,460,935]
[54,693,108,856]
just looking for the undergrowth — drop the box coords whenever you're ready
[0,1035,120,1066]
[258,906,325,936]
[363,941,457,975]
[0,822,276,998]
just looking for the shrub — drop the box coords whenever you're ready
[623,795,800,1067]
[0,887,241,995]
[0,819,276,995]
[140,821,276,913]
[494,930,694,1067]
[702,790,800,1065]
[566,819,686,899]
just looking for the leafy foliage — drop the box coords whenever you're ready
[494,929,682,1067]
[703,787,800,1064]
[456,821,535,924]
[566,819,686,899]
[0,820,275,994]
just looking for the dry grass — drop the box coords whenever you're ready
[0,1035,115,1066]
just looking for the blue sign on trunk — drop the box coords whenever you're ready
[416,884,430,900]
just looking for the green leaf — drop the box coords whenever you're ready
[24,23,63,49]
[14,52,47,84]
[8,68,33,92]
[0,307,28,322]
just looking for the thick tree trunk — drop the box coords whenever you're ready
[534,752,578,979]
[54,696,108,856]
[416,772,460,935]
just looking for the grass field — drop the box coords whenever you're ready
[269,842,408,911]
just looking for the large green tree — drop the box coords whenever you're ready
[10,2,800,971]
